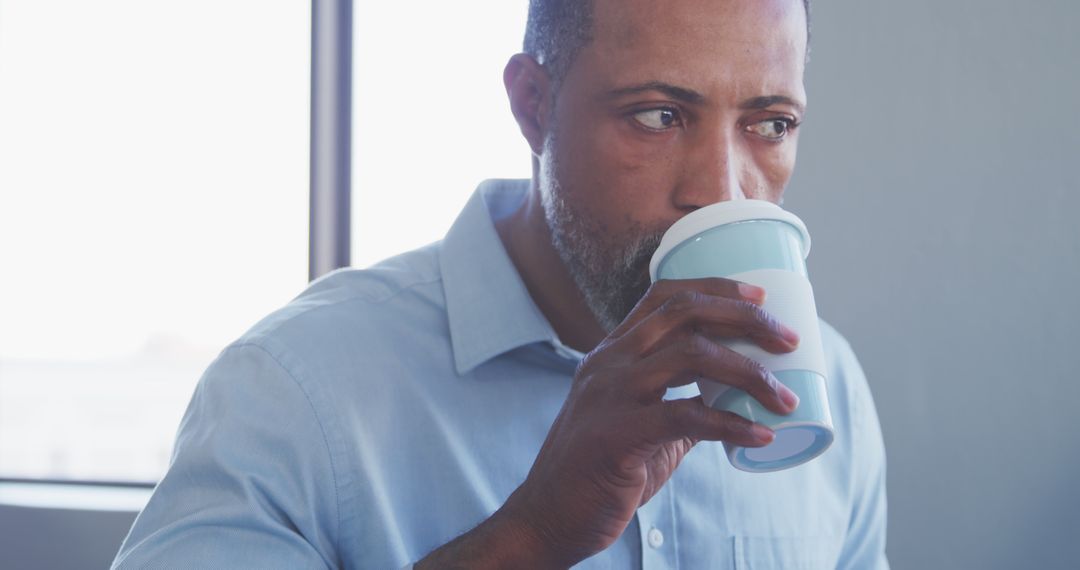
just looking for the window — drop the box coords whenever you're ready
[0,1,309,482]
[351,1,532,267]
[1,0,528,485]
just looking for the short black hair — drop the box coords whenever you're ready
[524,0,812,90]
[523,0,595,92]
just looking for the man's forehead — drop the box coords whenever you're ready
[590,0,807,39]
[582,0,807,102]
[591,1,804,56]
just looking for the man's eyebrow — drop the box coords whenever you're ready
[604,81,706,105]
[739,95,806,114]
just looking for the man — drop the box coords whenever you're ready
[114,0,888,568]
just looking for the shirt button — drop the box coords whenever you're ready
[647,527,664,549]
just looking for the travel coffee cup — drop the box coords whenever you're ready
[648,200,834,473]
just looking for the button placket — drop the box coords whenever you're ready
[637,484,676,570]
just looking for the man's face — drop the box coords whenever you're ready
[540,0,808,331]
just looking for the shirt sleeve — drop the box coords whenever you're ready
[112,342,341,569]
[834,340,890,570]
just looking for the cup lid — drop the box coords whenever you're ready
[648,199,812,281]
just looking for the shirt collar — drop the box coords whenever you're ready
[440,179,581,375]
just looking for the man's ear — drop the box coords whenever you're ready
[503,53,552,157]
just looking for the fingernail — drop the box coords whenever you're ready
[780,324,800,346]
[739,283,766,303]
[779,384,800,411]
[752,424,775,443]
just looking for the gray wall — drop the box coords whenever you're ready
[786,1,1080,568]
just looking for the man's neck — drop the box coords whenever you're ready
[495,182,608,355]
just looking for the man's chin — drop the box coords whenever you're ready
[555,227,663,333]
[594,269,654,332]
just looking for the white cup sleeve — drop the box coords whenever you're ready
[723,268,827,375]
[697,268,827,405]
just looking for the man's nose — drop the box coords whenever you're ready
[671,132,747,211]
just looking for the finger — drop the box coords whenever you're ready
[630,333,798,415]
[612,288,799,360]
[645,398,775,447]
[609,278,766,339]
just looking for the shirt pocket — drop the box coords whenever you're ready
[734,535,841,570]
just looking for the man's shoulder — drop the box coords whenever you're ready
[816,317,884,449]
[817,317,875,412]
[234,242,448,360]
[818,318,859,371]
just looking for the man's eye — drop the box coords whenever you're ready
[632,108,680,130]
[747,118,796,140]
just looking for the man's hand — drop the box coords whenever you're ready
[419,278,800,569]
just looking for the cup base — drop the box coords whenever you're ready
[726,423,833,473]
[708,369,835,473]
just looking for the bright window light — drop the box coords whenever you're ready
[0,0,530,484]
[351,1,532,268]
[0,1,309,482]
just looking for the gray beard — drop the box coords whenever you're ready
[541,183,664,333]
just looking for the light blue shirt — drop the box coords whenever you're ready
[113,179,888,569]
